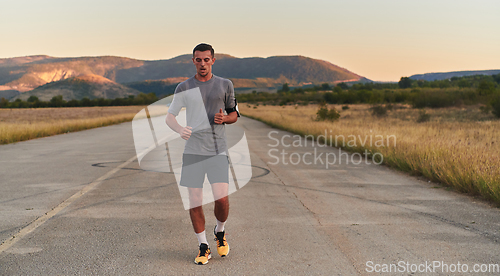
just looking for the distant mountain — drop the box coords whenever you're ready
[0,54,363,99]
[15,74,141,101]
[0,89,20,100]
[115,54,362,86]
[0,56,144,92]
[0,55,56,67]
[124,77,188,98]
[409,70,500,81]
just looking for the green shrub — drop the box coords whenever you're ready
[416,109,431,123]
[410,91,455,108]
[341,105,349,110]
[477,80,496,96]
[316,104,328,120]
[492,96,500,118]
[49,95,66,107]
[27,96,39,103]
[326,108,341,121]
[323,92,339,104]
[398,77,412,88]
[371,105,387,117]
[316,103,340,121]
[0,98,8,108]
[479,105,492,114]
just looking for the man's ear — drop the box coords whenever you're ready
[192,57,195,64]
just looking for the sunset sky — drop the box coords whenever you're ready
[1,0,499,81]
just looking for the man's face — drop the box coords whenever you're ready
[192,50,215,78]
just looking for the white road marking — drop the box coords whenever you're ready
[0,155,138,254]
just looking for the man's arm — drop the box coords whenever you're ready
[224,111,238,124]
[166,113,192,140]
[214,109,238,125]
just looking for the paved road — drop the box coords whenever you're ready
[1,116,499,275]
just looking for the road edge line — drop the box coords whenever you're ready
[0,155,138,254]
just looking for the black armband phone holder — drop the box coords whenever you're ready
[225,99,240,117]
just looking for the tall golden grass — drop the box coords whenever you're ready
[240,104,500,205]
[0,106,144,144]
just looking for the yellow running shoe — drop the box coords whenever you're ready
[214,227,230,257]
[194,243,211,265]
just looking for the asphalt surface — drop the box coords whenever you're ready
[1,116,499,275]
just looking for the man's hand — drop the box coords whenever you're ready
[214,108,225,124]
[166,113,193,140]
[180,126,192,140]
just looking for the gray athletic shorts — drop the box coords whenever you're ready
[179,154,229,188]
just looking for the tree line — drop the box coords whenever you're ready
[0,93,159,109]
[236,74,500,111]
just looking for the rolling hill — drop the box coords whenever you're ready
[15,74,142,101]
[124,77,187,98]
[0,56,144,93]
[409,69,500,81]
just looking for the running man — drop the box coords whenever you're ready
[165,43,239,265]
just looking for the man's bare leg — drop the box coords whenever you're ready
[188,188,205,234]
[189,188,211,265]
[211,182,230,257]
[214,196,229,222]
[189,184,228,233]
[212,182,229,223]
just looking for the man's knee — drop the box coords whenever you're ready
[190,205,203,213]
[215,196,228,206]
[211,182,228,200]
[188,188,203,207]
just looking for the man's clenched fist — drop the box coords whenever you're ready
[181,126,192,140]
[214,108,225,124]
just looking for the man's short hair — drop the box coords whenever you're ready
[193,43,214,58]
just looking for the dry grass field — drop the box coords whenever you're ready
[240,104,500,205]
[0,106,144,144]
